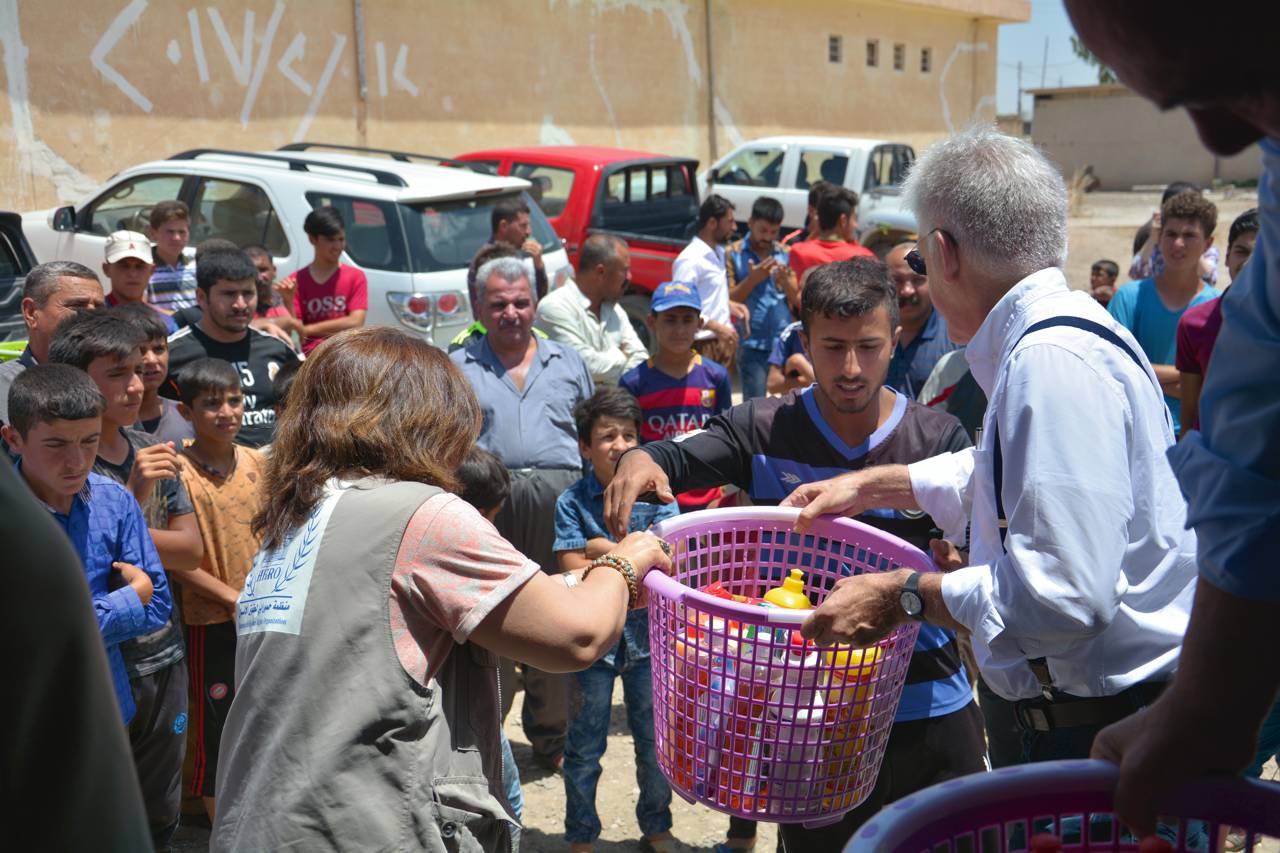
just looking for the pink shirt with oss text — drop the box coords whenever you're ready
[293,263,369,353]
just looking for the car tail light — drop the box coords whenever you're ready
[386,292,433,333]
[435,292,462,316]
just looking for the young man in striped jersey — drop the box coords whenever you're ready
[606,258,985,852]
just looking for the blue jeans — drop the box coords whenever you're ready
[738,346,770,401]
[500,729,523,850]
[563,647,672,844]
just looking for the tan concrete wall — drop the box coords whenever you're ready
[0,0,1017,212]
[1031,87,1263,190]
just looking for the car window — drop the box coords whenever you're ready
[597,164,699,239]
[511,163,574,218]
[865,145,914,191]
[402,191,559,273]
[190,178,289,256]
[795,150,849,189]
[714,147,784,188]
[0,232,21,279]
[85,174,185,236]
[306,192,409,273]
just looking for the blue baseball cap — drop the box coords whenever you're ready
[650,280,702,314]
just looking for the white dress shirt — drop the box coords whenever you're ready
[533,278,648,384]
[908,268,1197,701]
[672,236,731,341]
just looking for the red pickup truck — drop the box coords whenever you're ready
[453,146,700,322]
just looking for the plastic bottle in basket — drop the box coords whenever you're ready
[763,568,813,610]
[820,646,883,809]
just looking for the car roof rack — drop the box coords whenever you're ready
[168,148,408,187]
[278,142,493,173]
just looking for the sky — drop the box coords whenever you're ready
[995,0,1101,117]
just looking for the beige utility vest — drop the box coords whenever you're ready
[212,478,515,852]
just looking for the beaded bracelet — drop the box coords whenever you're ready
[584,554,639,609]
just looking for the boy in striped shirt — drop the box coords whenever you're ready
[620,281,731,511]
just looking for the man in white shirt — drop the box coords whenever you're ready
[534,234,647,384]
[782,127,1198,763]
[672,194,749,366]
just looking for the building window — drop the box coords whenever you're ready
[828,35,842,64]
[921,47,932,73]
[893,43,905,71]
[866,39,879,68]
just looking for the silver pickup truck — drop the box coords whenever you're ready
[699,135,917,257]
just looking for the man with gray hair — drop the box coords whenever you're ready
[534,234,647,384]
[782,126,1198,765]
[0,260,105,430]
[450,256,594,772]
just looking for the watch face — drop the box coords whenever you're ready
[901,590,924,619]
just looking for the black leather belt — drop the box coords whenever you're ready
[1013,680,1168,733]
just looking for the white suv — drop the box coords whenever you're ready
[22,145,572,348]
[699,135,918,256]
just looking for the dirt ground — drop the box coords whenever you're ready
[1061,187,1259,292]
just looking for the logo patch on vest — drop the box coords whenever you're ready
[237,486,345,637]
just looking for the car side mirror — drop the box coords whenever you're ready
[708,168,718,184]
[51,205,76,232]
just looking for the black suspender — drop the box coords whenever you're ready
[992,316,1166,542]
[989,316,1166,700]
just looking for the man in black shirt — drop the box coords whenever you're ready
[605,258,986,852]
[163,249,298,448]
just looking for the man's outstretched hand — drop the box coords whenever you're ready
[603,450,675,540]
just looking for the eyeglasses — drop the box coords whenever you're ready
[905,247,927,276]
[904,229,952,276]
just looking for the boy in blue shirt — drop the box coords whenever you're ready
[728,196,794,399]
[621,281,732,511]
[554,386,678,853]
[2,364,171,723]
[1108,190,1220,435]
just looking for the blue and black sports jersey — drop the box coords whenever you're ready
[640,386,974,722]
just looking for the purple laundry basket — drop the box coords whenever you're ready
[644,507,930,826]
[846,759,1280,852]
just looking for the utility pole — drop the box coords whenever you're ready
[1017,60,1023,118]
[1040,36,1048,88]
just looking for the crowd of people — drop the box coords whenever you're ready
[6,9,1280,849]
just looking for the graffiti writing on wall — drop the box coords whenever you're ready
[89,1,418,140]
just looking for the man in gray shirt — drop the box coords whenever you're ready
[450,256,594,771]
[0,261,105,432]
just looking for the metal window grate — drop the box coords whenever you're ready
[921,46,932,73]
[866,39,878,68]
[828,34,842,64]
[893,43,905,71]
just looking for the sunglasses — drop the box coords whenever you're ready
[904,229,952,276]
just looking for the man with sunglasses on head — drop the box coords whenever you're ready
[783,127,1197,770]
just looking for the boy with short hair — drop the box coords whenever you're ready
[1089,259,1120,307]
[114,303,193,446]
[147,201,198,312]
[620,281,732,511]
[787,186,875,284]
[1176,207,1259,432]
[274,206,368,353]
[103,230,178,334]
[1109,190,1221,435]
[2,363,172,725]
[48,309,201,851]
[171,357,266,822]
[453,445,524,850]
[728,196,795,399]
[554,386,677,853]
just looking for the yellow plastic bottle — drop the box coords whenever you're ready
[763,568,813,610]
